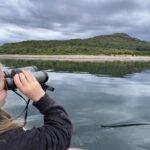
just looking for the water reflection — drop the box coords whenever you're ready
[1,60,150,150]
[2,59,150,77]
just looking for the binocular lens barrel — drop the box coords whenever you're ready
[33,71,48,83]
[5,71,49,90]
[4,65,38,78]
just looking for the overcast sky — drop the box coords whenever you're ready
[0,0,150,44]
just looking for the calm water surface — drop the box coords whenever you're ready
[2,60,150,150]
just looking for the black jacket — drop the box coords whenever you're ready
[0,93,73,150]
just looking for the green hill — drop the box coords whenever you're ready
[0,33,150,55]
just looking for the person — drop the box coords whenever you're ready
[0,67,72,150]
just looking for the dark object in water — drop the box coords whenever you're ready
[101,121,150,128]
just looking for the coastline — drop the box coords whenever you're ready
[0,54,150,62]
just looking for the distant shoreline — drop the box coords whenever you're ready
[0,54,150,62]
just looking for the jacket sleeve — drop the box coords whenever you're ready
[11,93,73,150]
[32,93,73,150]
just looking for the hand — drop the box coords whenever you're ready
[13,70,45,102]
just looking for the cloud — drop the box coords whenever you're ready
[0,24,71,43]
[0,0,150,44]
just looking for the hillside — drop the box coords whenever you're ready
[0,33,150,55]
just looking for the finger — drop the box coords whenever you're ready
[18,72,28,86]
[22,70,34,82]
[13,74,24,89]
[27,71,37,82]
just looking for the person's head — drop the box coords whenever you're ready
[0,64,7,108]
[0,64,23,133]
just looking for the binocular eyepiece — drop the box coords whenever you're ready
[4,66,49,90]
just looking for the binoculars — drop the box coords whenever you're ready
[4,66,49,90]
